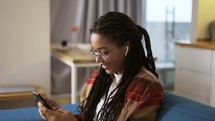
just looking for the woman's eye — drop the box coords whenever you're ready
[102,51,110,55]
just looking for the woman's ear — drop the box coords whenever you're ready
[125,46,129,56]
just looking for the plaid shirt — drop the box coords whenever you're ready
[76,67,163,121]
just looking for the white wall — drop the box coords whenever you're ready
[0,0,51,95]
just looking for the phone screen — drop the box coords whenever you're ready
[32,90,53,110]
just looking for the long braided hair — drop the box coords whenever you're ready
[81,11,157,121]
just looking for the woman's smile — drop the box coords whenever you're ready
[102,63,110,70]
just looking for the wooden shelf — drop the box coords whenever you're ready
[176,39,215,50]
[0,86,45,101]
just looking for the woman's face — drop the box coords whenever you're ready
[90,33,127,75]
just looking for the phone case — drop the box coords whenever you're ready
[32,91,53,110]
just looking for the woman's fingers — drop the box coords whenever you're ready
[37,102,47,120]
[38,102,57,121]
[38,101,77,121]
[38,108,47,120]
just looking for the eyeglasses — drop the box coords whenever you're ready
[89,49,110,61]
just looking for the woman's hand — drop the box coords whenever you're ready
[37,98,77,121]
[37,97,60,120]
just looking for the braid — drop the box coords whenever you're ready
[136,25,158,78]
[81,67,112,121]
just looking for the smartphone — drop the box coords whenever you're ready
[32,90,53,110]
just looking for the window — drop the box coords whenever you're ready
[142,0,192,89]
[143,0,192,63]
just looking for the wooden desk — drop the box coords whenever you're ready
[0,86,45,101]
[51,44,100,103]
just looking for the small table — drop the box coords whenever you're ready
[0,86,45,101]
[51,44,100,104]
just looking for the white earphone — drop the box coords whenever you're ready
[125,46,129,56]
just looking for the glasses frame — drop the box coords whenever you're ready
[89,49,109,61]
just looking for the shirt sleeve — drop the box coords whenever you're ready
[129,82,163,121]
[119,80,163,121]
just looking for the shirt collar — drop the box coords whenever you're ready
[113,73,122,85]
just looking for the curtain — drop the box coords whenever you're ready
[50,0,142,95]
[50,0,142,43]
[51,0,78,43]
[74,0,142,43]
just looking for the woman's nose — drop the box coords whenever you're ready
[95,55,102,63]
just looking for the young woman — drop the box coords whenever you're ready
[38,11,163,121]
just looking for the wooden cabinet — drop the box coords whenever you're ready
[175,41,215,107]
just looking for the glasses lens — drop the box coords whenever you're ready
[89,50,107,61]
[89,50,96,57]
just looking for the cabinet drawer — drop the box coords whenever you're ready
[175,68,210,99]
[176,46,212,74]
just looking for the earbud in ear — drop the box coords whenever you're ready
[125,46,129,56]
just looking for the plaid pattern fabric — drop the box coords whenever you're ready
[76,67,163,121]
